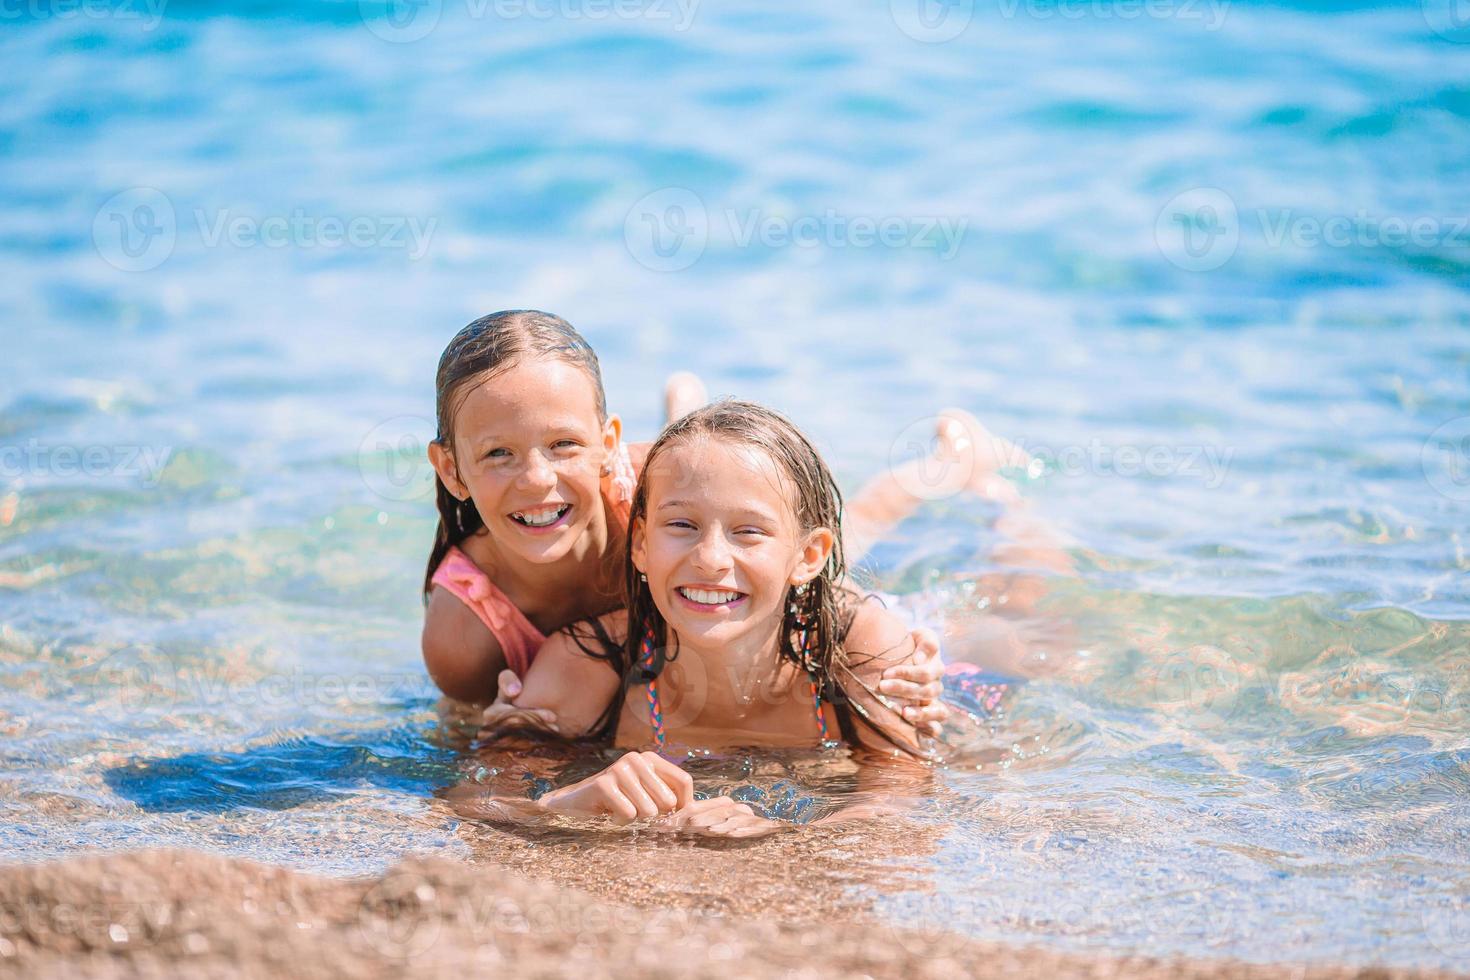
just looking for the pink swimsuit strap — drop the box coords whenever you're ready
[430,547,546,678]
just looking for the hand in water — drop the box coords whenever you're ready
[478,669,560,738]
[878,627,950,737]
[663,796,791,839]
[537,751,694,824]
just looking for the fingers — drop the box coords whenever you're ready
[649,754,694,809]
[879,676,943,704]
[497,669,522,700]
[882,658,945,687]
[606,752,690,821]
[612,767,664,822]
[632,754,682,812]
[880,638,946,710]
[595,780,639,824]
[680,796,752,829]
[719,820,787,839]
[678,798,788,838]
[909,627,943,660]
[901,700,949,725]
[479,670,560,737]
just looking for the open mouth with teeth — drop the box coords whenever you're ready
[508,503,572,530]
[675,586,748,611]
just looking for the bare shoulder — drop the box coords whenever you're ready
[421,586,505,704]
[537,610,628,665]
[840,594,919,679]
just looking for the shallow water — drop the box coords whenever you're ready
[2,0,1469,970]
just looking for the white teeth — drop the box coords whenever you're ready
[512,505,568,527]
[678,587,742,605]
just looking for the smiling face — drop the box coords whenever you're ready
[429,356,619,566]
[631,435,833,657]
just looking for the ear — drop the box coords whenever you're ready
[428,440,467,500]
[602,414,623,460]
[790,526,835,587]
[630,516,648,574]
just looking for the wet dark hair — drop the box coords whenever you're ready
[423,310,608,597]
[577,399,925,756]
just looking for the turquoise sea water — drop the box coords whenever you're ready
[2,0,1469,969]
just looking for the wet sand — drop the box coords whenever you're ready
[0,848,1456,980]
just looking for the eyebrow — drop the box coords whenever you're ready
[655,499,782,524]
[468,420,592,445]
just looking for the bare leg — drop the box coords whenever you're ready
[663,371,707,425]
[844,409,1069,568]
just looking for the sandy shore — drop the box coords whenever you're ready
[0,849,1456,980]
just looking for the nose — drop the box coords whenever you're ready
[690,527,733,575]
[517,450,557,492]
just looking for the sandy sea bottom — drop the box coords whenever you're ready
[1,848,1460,980]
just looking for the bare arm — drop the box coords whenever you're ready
[421,586,506,704]
[836,596,941,760]
[480,613,627,739]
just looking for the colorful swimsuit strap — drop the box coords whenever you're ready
[639,625,826,748]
